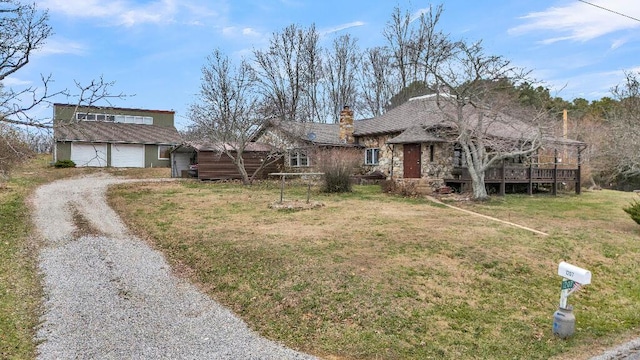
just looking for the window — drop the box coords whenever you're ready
[453,145,466,167]
[365,148,380,165]
[158,145,171,160]
[289,150,309,167]
[429,144,434,162]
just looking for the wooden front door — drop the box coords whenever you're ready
[403,143,421,178]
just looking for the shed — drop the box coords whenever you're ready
[171,142,283,180]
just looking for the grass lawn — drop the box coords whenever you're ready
[108,180,640,360]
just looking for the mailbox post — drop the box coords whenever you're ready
[553,262,591,338]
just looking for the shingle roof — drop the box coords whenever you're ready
[54,121,182,145]
[387,125,446,144]
[176,141,276,152]
[266,120,344,145]
[354,95,448,136]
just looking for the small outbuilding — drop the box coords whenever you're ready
[171,142,283,180]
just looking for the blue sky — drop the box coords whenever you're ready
[9,0,640,129]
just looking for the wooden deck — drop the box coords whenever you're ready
[445,164,581,195]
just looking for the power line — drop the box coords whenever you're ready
[577,0,640,23]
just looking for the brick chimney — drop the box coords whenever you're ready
[339,105,354,144]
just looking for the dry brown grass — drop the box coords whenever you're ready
[108,181,640,359]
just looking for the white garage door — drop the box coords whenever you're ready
[71,143,107,167]
[111,144,145,168]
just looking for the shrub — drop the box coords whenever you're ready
[54,159,76,168]
[315,148,362,193]
[380,180,396,193]
[0,125,33,178]
[623,198,640,225]
[380,180,419,197]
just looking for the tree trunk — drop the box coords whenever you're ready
[467,165,489,200]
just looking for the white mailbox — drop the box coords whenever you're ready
[558,262,591,285]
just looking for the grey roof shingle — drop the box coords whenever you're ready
[387,125,446,144]
[54,121,182,145]
[354,95,448,136]
[266,95,586,147]
[266,120,344,145]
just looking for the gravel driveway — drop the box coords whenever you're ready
[32,173,317,360]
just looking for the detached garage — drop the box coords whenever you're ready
[53,104,182,168]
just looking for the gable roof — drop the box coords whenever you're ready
[54,121,182,145]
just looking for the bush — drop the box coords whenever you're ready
[315,148,362,193]
[623,198,640,225]
[380,180,419,197]
[54,159,76,168]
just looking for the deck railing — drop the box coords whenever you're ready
[448,164,581,195]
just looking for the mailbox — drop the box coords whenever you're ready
[557,262,591,285]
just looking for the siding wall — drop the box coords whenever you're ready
[197,151,283,180]
[53,104,175,127]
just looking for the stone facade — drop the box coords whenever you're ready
[359,134,456,192]
[339,106,355,144]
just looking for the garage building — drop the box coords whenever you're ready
[53,104,182,168]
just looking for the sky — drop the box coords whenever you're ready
[8,0,640,129]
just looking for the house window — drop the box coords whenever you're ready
[453,145,466,167]
[365,148,380,165]
[158,145,171,160]
[289,150,309,167]
[429,144,434,162]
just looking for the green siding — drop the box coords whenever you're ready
[145,145,171,168]
[53,104,175,127]
[56,142,72,161]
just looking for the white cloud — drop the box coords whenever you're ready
[39,0,212,27]
[1,77,32,87]
[36,38,87,56]
[320,21,365,36]
[242,28,260,37]
[509,0,640,43]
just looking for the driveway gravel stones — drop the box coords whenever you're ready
[32,174,316,360]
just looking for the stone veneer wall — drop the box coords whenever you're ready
[359,135,456,191]
[360,135,396,177]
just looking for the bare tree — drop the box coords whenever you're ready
[253,24,323,123]
[429,40,547,200]
[189,49,282,185]
[357,46,397,118]
[0,0,53,128]
[383,5,445,91]
[601,71,640,178]
[323,34,360,121]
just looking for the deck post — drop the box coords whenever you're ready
[553,149,558,196]
[576,147,582,195]
[280,175,285,203]
[528,162,533,195]
[500,160,506,196]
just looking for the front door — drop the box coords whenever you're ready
[403,143,421,178]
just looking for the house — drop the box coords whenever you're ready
[258,95,587,194]
[53,104,182,168]
[170,142,283,180]
[256,106,362,172]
